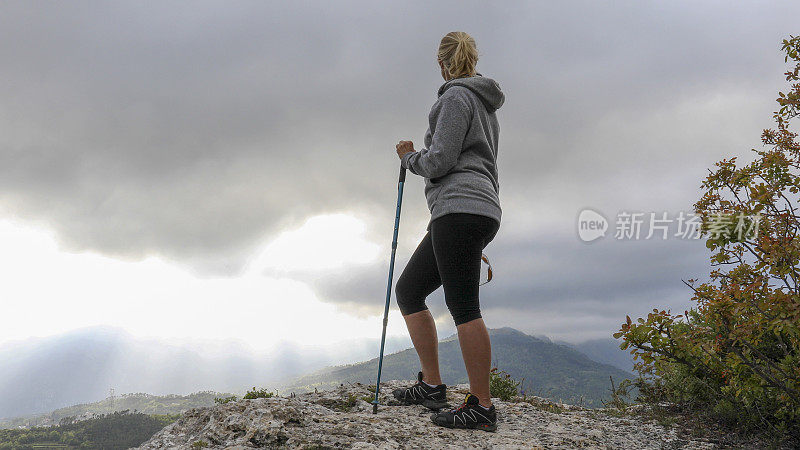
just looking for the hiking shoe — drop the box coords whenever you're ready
[391,371,449,411]
[430,392,497,432]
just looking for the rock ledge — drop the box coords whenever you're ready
[136,380,718,449]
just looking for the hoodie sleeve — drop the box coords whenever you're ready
[401,93,471,179]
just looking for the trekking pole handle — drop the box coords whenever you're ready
[399,166,406,182]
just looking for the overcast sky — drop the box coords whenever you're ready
[1,1,798,355]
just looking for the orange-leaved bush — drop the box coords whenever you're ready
[614,35,800,442]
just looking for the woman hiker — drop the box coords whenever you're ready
[392,31,505,432]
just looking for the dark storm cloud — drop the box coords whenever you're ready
[1,1,798,339]
[0,0,443,274]
[301,228,711,339]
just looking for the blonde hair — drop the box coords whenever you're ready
[437,31,478,80]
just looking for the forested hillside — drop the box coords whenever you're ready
[280,327,636,408]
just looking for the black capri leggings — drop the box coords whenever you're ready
[395,212,500,326]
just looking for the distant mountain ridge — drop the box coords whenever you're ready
[557,337,637,374]
[0,391,227,430]
[279,327,636,408]
[0,326,409,420]
[0,326,637,422]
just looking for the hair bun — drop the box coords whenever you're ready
[438,32,478,79]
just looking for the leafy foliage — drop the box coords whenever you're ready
[243,387,275,399]
[489,367,521,401]
[614,35,800,444]
[0,410,179,450]
[213,395,238,405]
[600,376,636,413]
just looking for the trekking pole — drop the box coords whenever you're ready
[372,165,406,414]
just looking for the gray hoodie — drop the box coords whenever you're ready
[401,73,505,231]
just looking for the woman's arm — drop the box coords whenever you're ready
[400,94,471,179]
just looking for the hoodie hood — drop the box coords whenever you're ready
[437,73,505,113]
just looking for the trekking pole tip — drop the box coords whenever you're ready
[372,403,378,414]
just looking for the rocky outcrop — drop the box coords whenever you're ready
[136,380,720,449]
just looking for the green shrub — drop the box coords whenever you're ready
[600,376,634,412]
[243,387,274,400]
[489,367,521,401]
[615,35,800,446]
[213,395,238,404]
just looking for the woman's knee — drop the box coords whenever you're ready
[445,295,482,326]
[395,274,427,316]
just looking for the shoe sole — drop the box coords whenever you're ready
[421,399,450,411]
[392,393,450,411]
[430,417,497,432]
[476,422,497,432]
